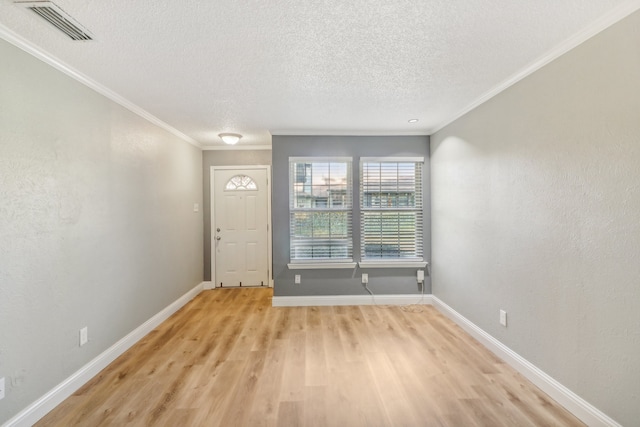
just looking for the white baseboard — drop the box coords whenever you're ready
[4,286,618,427]
[272,292,619,426]
[4,282,205,427]
[272,294,433,307]
[431,296,622,427]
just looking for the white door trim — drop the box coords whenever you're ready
[210,165,273,289]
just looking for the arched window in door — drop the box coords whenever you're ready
[225,175,258,191]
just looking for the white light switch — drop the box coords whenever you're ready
[193,203,200,212]
[294,275,301,284]
[80,327,88,346]
[0,377,5,400]
[499,310,507,327]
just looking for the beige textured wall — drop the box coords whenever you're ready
[0,39,203,423]
[431,10,640,426]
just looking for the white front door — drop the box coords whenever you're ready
[213,168,269,287]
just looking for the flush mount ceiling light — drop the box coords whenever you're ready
[218,133,242,145]
[408,119,419,123]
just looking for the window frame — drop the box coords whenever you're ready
[287,157,356,269]
[359,157,427,268]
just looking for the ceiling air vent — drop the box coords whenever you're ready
[16,1,93,41]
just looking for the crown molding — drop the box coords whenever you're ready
[202,144,272,151]
[271,130,428,136]
[0,24,202,149]
[431,0,640,134]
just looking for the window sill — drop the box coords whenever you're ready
[288,262,357,270]
[358,261,428,269]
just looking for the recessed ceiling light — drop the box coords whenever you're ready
[218,133,242,145]
[408,119,419,123]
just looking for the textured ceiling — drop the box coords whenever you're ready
[1,0,638,148]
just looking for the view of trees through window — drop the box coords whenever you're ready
[290,159,352,261]
[289,157,423,263]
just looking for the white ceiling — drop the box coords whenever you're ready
[1,0,639,148]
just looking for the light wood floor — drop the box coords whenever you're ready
[37,288,584,426]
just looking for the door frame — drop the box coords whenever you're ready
[209,165,273,289]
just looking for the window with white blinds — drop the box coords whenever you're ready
[360,158,424,261]
[289,157,353,262]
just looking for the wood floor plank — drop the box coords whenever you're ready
[365,350,423,427]
[217,350,268,427]
[319,306,347,371]
[189,359,245,427]
[302,385,327,427]
[276,400,304,426]
[36,288,585,427]
[226,293,269,359]
[304,327,327,387]
[278,330,306,402]
[246,339,287,427]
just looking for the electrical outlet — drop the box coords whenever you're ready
[0,377,5,400]
[417,269,424,283]
[294,274,301,284]
[80,327,88,346]
[361,273,368,284]
[499,310,507,327]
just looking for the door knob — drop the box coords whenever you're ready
[216,236,221,241]
[217,228,221,232]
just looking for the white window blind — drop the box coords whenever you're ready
[360,158,424,261]
[289,157,353,262]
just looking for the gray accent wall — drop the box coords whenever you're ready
[431,10,640,426]
[202,150,272,281]
[0,39,203,423]
[272,135,430,296]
